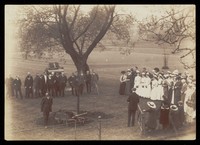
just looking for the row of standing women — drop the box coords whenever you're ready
[120,67,196,128]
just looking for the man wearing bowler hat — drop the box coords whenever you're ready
[41,92,53,128]
[127,88,140,127]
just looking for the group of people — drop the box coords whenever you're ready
[5,69,99,100]
[123,66,196,132]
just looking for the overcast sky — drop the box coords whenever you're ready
[5,5,195,53]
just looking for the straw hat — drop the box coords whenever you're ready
[147,101,156,109]
[170,105,178,111]
[173,70,179,75]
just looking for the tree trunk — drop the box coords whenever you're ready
[69,53,90,114]
[70,55,90,74]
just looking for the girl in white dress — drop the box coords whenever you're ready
[137,72,146,98]
[144,72,151,99]
[134,71,141,96]
[157,74,164,101]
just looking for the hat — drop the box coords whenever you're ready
[147,101,156,109]
[161,103,169,109]
[164,74,169,78]
[154,67,160,72]
[178,101,183,106]
[170,105,178,111]
[167,71,171,74]
[181,74,187,79]
[132,88,136,92]
[136,70,140,73]
[142,72,145,75]
[173,70,179,75]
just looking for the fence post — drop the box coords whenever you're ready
[74,120,77,140]
[98,116,101,140]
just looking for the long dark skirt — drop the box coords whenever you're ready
[119,82,126,95]
[160,108,170,129]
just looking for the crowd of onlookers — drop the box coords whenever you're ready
[120,66,196,132]
[5,69,99,99]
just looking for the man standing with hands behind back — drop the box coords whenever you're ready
[127,88,140,127]
[41,92,53,128]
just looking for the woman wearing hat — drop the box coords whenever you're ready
[133,70,141,89]
[157,74,164,101]
[143,101,158,131]
[169,104,179,133]
[143,72,151,99]
[119,71,127,95]
[184,83,196,123]
[172,76,182,105]
[137,72,146,98]
[159,102,170,130]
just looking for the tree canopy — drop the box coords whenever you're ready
[18,5,135,73]
[137,6,195,69]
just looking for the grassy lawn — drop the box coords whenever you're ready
[5,50,196,140]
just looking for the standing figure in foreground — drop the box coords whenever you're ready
[127,88,140,127]
[41,93,53,128]
[143,101,157,131]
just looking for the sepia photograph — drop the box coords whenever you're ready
[5,4,196,140]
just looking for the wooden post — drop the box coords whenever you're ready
[98,116,101,140]
[74,119,77,140]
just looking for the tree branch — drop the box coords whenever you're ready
[73,6,98,42]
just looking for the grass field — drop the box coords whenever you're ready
[5,48,196,140]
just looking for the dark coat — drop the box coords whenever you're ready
[24,75,33,87]
[173,81,182,104]
[41,96,53,112]
[86,73,92,82]
[127,92,140,111]
[34,75,40,89]
[39,75,45,89]
[13,78,22,89]
[68,75,76,86]
[159,105,170,126]
[145,108,157,129]
[59,75,67,87]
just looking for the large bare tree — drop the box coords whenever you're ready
[138,6,195,69]
[18,5,135,74]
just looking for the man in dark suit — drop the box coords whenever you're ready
[24,72,34,98]
[59,72,67,97]
[68,73,76,96]
[5,74,14,97]
[13,76,23,99]
[85,71,92,93]
[34,73,40,98]
[54,73,61,97]
[39,74,45,97]
[127,88,140,127]
[41,93,53,128]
